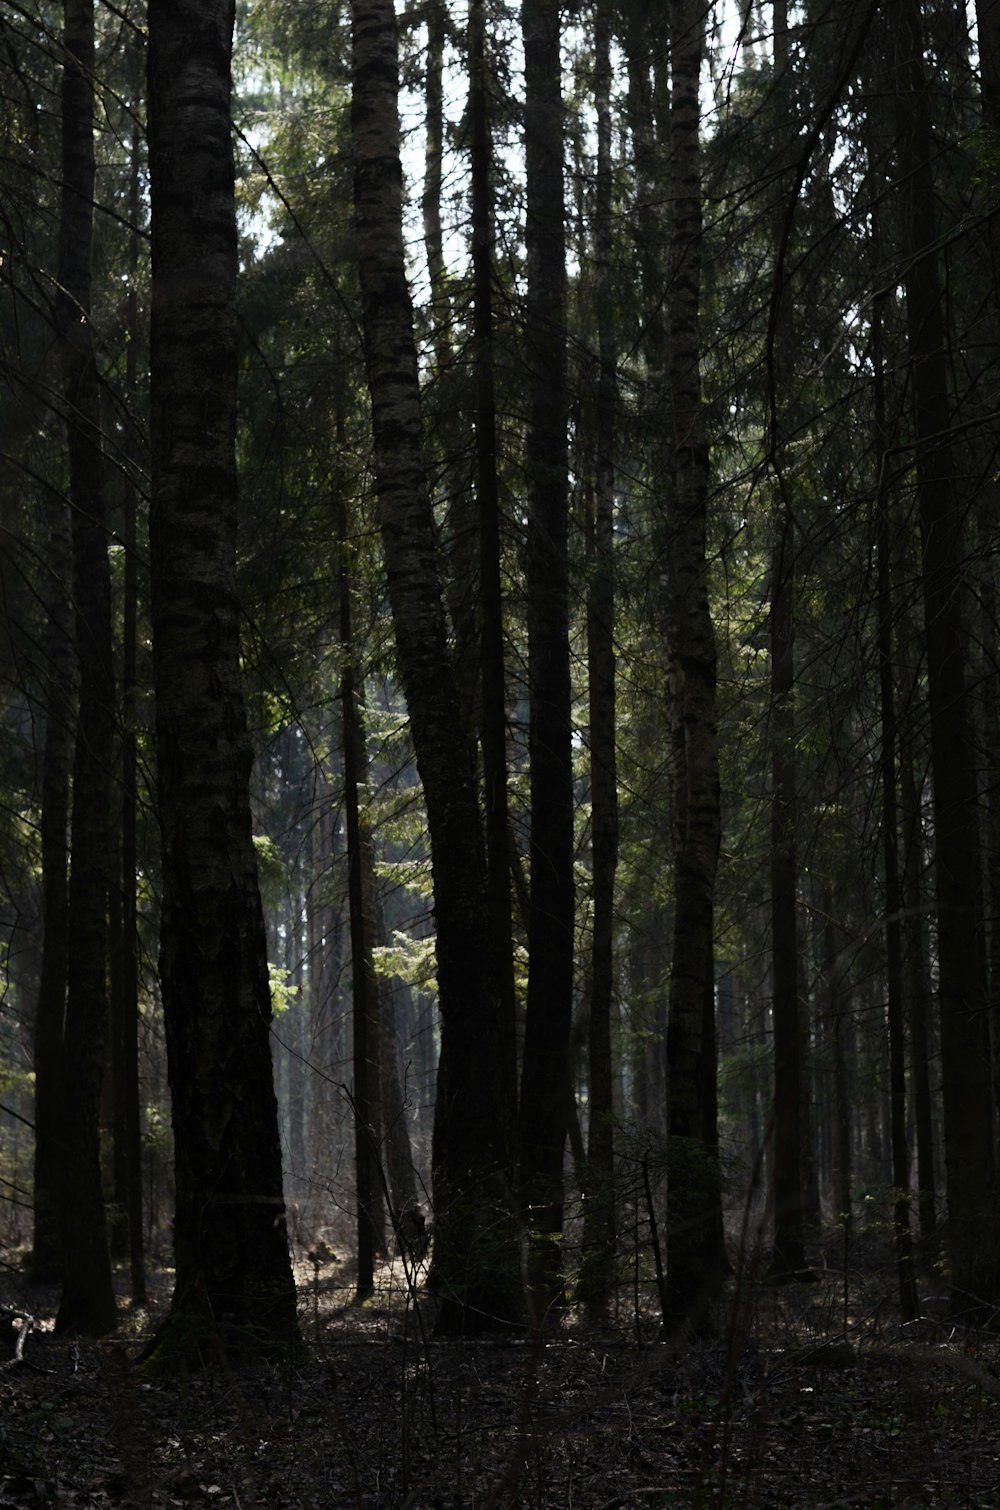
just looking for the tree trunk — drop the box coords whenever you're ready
[900,738,937,1239]
[821,890,852,1228]
[337,491,384,1300]
[662,0,727,1331]
[117,110,146,1298]
[768,503,808,1280]
[31,489,73,1284]
[309,742,345,1183]
[870,199,917,1316]
[470,0,518,1142]
[54,0,117,1339]
[377,968,419,1223]
[351,0,521,1333]
[763,0,810,1286]
[892,0,999,1311]
[145,0,299,1360]
[578,0,618,1314]
[518,0,575,1323]
[977,0,1000,132]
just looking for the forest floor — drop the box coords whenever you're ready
[0,1234,999,1509]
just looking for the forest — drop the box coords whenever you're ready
[1,0,1000,1503]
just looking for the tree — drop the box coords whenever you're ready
[54,0,117,1338]
[337,487,384,1301]
[518,0,575,1322]
[469,0,518,1148]
[577,0,619,1313]
[110,54,147,1305]
[867,66,918,1319]
[351,0,521,1333]
[662,0,727,1329]
[31,493,72,1285]
[145,0,299,1360]
[891,0,1000,1312]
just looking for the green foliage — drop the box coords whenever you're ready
[253,833,288,905]
[967,123,1000,202]
[372,931,437,992]
[268,963,295,1016]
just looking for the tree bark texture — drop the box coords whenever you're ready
[892,0,999,1310]
[116,155,146,1298]
[578,0,618,1314]
[31,491,73,1284]
[54,0,117,1338]
[768,506,807,1279]
[899,726,937,1238]
[351,0,521,1333]
[977,0,1000,131]
[662,0,727,1331]
[470,0,518,1142]
[337,498,384,1300]
[763,0,809,1285]
[518,0,575,1321]
[868,172,918,1314]
[146,0,299,1356]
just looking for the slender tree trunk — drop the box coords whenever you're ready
[893,0,999,1310]
[424,0,478,735]
[31,493,73,1283]
[518,0,575,1323]
[377,967,419,1222]
[422,0,448,364]
[764,0,809,1285]
[309,743,344,1178]
[118,109,146,1300]
[768,504,807,1279]
[973,0,1000,1182]
[284,900,309,1197]
[872,274,918,1320]
[977,0,1000,132]
[145,0,299,1359]
[899,739,937,1238]
[54,0,117,1338]
[662,0,727,1331]
[351,0,521,1333]
[337,490,384,1300]
[578,0,618,1313]
[821,890,852,1227]
[470,0,518,1143]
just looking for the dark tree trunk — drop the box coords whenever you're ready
[578,0,618,1314]
[977,0,1000,131]
[821,891,852,1227]
[31,491,73,1284]
[337,491,384,1300]
[116,116,146,1298]
[763,0,812,1286]
[54,0,117,1339]
[768,505,807,1280]
[470,0,518,1140]
[518,0,575,1323]
[892,0,999,1310]
[309,745,345,1177]
[662,0,727,1332]
[422,0,448,364]
[377,968,419,1223]
[900,741,937,1239]
[871,224,917,1318]
[145,0,299,1360]
[351,0,521,1333]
